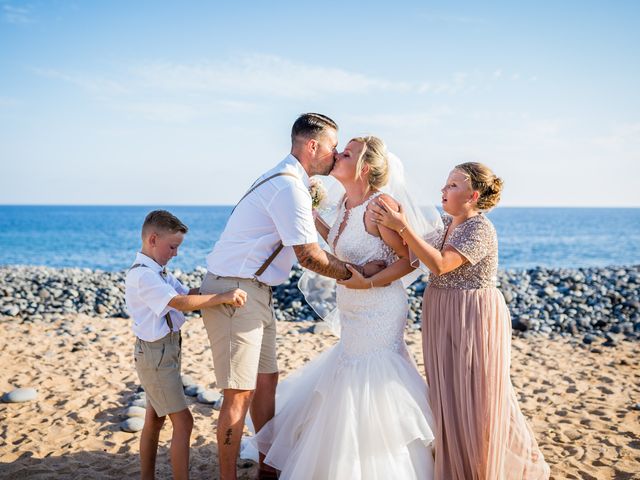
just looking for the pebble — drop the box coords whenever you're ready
[122,406,146,418]
[184,384,205,397]
[197,389,222,405]
[312,323,332,335]
[120,417,145,433]
[2,387,38,403]
[129,398,147,408]
[181,375,197,388]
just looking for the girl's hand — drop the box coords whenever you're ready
[337,264,371,289]
[370,198,408,232]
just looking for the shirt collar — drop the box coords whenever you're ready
[284,154,311,188]
[134,252,165,273]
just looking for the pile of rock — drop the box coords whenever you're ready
[1,264,638,342]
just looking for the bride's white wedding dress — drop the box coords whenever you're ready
[253,192,436,480]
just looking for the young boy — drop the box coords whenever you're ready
[125,210,247,480]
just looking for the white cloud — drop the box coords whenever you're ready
[0,96,20,107]
[345,108,453,129]
[111,101,198,123]
[131,55,412,99]
[2,3,33,24]
[592,122,640,149]
[33,68,129,96]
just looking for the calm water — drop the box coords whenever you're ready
[0,206,638,271]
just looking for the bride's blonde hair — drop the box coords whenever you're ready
[351,136,389,190]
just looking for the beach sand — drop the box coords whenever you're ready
[1,314,639,479]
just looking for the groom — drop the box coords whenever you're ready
[201,113,383,480]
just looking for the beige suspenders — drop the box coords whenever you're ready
[230,172,298,277]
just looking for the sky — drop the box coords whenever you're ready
[1,0,639,207]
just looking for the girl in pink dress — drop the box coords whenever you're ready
[369,162,550,479]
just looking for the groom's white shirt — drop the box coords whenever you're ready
[206,154,317,286]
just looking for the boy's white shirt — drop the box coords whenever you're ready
[125,252,189,342]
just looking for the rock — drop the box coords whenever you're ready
[129,398,147,408]
[197,389,222,405]
[181,375,197,388]
[2,387,38,403]
[122,406,146,418]
[313,323,332,335]
[2,306,20,316]
[512,317,528,332]
[120,417,145,432]
[184,385,205,397]
[582,334,597,345]
[501,290,514,304]
[213,397,224,410]
[38,289,51,300]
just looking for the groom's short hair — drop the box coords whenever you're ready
[291,113,338,142]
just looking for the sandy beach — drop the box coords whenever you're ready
[1,313,639,479]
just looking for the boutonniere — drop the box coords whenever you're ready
[308,177,327,209]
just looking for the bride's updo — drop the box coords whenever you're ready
[352,136,389,190]
[455,162,504,211]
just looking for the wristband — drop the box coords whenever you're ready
[398,226,407,235]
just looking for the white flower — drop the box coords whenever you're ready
[308,177,327,209]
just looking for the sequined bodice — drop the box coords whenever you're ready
[328,192,409,360]
[428,214,498,289]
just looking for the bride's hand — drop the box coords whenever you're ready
[370,198,408,233]
[337,264,371,289]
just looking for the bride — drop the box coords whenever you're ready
[252,136,442,479]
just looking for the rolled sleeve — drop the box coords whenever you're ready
[269,185,318,246]
[137,270,180,317]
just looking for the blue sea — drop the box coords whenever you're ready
[0,206,638,272]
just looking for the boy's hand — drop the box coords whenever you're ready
[222,288,248,307]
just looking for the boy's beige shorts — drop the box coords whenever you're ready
[134,331,187,417]
[200,273,278,390]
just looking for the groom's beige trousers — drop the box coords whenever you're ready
[200,273,278,390]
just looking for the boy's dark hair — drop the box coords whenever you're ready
[291,113,338,142]
[142,210,188,236]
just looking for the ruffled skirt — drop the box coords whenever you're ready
[253,342,436,480]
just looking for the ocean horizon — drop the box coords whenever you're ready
[1,205,639,272]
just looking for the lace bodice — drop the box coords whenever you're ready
[328,192,397,266]
[327,192,409,361]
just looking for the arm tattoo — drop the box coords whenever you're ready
[293,243,359,280]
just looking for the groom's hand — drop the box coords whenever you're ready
[362,260,386,278]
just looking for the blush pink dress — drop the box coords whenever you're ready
[422,214,550,479]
